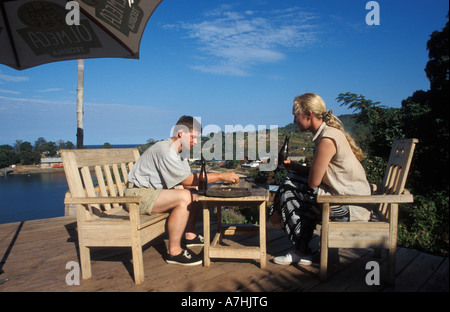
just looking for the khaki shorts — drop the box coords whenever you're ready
[124,187,162,215]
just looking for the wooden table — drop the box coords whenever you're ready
[196,181,269,269]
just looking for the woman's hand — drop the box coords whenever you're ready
[283,158,310,176]
[283,158,293,170]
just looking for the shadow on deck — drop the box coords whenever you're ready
[0,216,448,293]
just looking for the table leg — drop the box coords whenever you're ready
[216,205,222,244]
[203,202,210,267]
[259,201,267,269]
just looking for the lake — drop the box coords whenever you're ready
[0,145,143,224]
[0,172,69,224]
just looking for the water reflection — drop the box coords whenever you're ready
[0,172,68,224]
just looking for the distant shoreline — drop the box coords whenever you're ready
[8,165,65,175]
[2,145,144,176]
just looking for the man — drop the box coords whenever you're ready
[126,116,240,265]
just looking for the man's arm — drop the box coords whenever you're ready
[180,172,240,187]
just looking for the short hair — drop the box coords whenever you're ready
[172,115,201,137]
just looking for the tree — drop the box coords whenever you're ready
[65,141,75,149]
[400,14,449,193]
[336,92,402,157]
[18,141,40,165]
[43,141,58,156]
[14,139,23,150]
[341,15,449,255]
[34,137,48,154]
[57,140,65,150]
[101,142,113,149]
[18,141,33,153]
[424,14,449,189]
[0,145,18,168]
[425,14,449,98]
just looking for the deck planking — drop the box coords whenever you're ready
[0,216,448,292]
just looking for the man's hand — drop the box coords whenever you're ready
[219,172,240,184]
[183,172,241,187]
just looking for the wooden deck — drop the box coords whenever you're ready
[0,216,448,293]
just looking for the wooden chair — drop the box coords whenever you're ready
[316,138,418,285]
[61,148,169,284]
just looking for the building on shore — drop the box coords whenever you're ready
[40,157,63,168]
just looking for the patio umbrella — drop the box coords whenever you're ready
[1,0,162,148]
[0,0,162,70]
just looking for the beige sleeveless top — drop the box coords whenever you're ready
[313,123,371,221]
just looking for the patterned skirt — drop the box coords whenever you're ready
[269,172,349,255]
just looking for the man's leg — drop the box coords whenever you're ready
[151,189,193,256]
[184,191,201,240]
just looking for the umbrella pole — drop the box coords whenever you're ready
[76,59,84,149]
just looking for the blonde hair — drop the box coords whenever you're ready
[293,93,365,161]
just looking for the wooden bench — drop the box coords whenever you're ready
[317,138,418,285]
[61,148,169,284]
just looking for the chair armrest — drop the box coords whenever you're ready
[66,196,142,225]
[316,194,414,204]
[65,196,141,205]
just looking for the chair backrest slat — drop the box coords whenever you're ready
[121,163,129,184]
[382,139,418,195]
[61,148,140,215]
[94,165,112,210]
[378,139,418,218]
[80,165,100,212]
[112,163,124,196]
[103,164,117,197]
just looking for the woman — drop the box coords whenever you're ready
[269,93,371,265]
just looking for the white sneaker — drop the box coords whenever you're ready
[273,251,312,265]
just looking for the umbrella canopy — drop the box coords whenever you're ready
[0,0,162,70]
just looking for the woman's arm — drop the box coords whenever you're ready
[284,159,310,175]
[308,138,336,189]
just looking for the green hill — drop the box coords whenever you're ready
[277,114,357,156]
[140,114,359,160]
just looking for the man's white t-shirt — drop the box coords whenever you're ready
[128,139,191,189]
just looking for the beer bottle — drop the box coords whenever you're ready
[198,157,208,195]
[277,136,290,169]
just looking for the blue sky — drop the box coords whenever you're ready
[0,0,448,146]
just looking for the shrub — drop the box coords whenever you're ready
[398,190,449,256]
[221,208,246,224]
[361,156,386,186]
